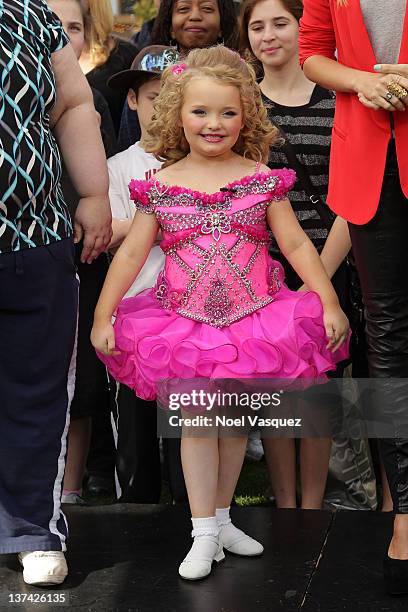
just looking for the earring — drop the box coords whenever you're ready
[217,35,225,45]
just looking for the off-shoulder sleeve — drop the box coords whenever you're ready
[128,179,156,214]
[299,0,336,67]
[268,168,297,202]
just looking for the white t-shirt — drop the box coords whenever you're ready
[108,142,164,298]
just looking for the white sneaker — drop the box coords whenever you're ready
[178,535,225,580]
[220,524,264,556]
[18,551,68,586]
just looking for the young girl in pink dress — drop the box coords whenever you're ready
[91,45,349,581]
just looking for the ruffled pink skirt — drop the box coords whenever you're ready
[98,285,349,401]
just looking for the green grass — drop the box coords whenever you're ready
[234,458,272,506]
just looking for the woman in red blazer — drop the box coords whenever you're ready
[299,0,408,595]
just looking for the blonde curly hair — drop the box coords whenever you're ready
[143,45,278,166]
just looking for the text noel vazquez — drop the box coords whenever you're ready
[168,415,302,428]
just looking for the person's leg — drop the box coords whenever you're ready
[74,253,115,497]
[65,251,110,502]
[179,435,223,579]
[216,437,263,555]
[86,391,115,496]
[262,439,297,508]
[181,436,219,516]
[300,438,331,509]
[216,437,247,508]
[162,438,188,502]
[299,369,343,509]
[0,240,78,583]
[349,141,408,568]
[62,417,91,499]
[114,383,161,503]
[379,458,393,513]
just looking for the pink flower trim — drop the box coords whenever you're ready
[171,63,187,75]
[129,179,151,206]
[223,168,296,194]
[270,168,297,199]
[128,168,297,210]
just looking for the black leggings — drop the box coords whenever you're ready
[349,139,408,513]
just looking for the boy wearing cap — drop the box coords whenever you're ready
[106,45,186,504]
[107,45,178,261]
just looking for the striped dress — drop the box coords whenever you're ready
[263,85,336,290]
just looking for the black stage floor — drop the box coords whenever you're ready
[0,505,406,612]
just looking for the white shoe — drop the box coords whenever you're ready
[18,551,68,586]
[178,535,225,580]
[220,525,264,556]
[61,492,87,505]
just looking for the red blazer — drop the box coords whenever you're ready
[299,0,408,224]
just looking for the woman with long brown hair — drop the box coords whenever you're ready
[239,0,353,510]
[80,0,138,134]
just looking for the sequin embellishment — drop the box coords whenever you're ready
[268,266,282,295]
[155,272,186,309]
[204,278,233,325]
[200,212,231,241]
[130,169,297,328]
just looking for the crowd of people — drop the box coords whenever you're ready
[0,0,407,597]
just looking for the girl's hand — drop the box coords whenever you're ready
[323,305,350,353]
[91,319,120,356]
[355,71,407,111]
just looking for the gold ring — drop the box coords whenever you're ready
[387,81,408,100]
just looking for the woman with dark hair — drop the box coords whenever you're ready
[150,0,238,51]
[117,0,238,150]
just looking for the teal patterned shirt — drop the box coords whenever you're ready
[0,0,72,253]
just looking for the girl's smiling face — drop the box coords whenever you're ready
[180,77,243,158]
[247,0,299,69]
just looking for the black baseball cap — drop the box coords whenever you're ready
[108,45,179,91]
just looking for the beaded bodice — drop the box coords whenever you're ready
[129,169,296,328]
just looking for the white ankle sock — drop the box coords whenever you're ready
[191,516,219,538]
[215,507,231,527]
[216,507,244,546]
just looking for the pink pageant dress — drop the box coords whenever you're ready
[98,168,349,400]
